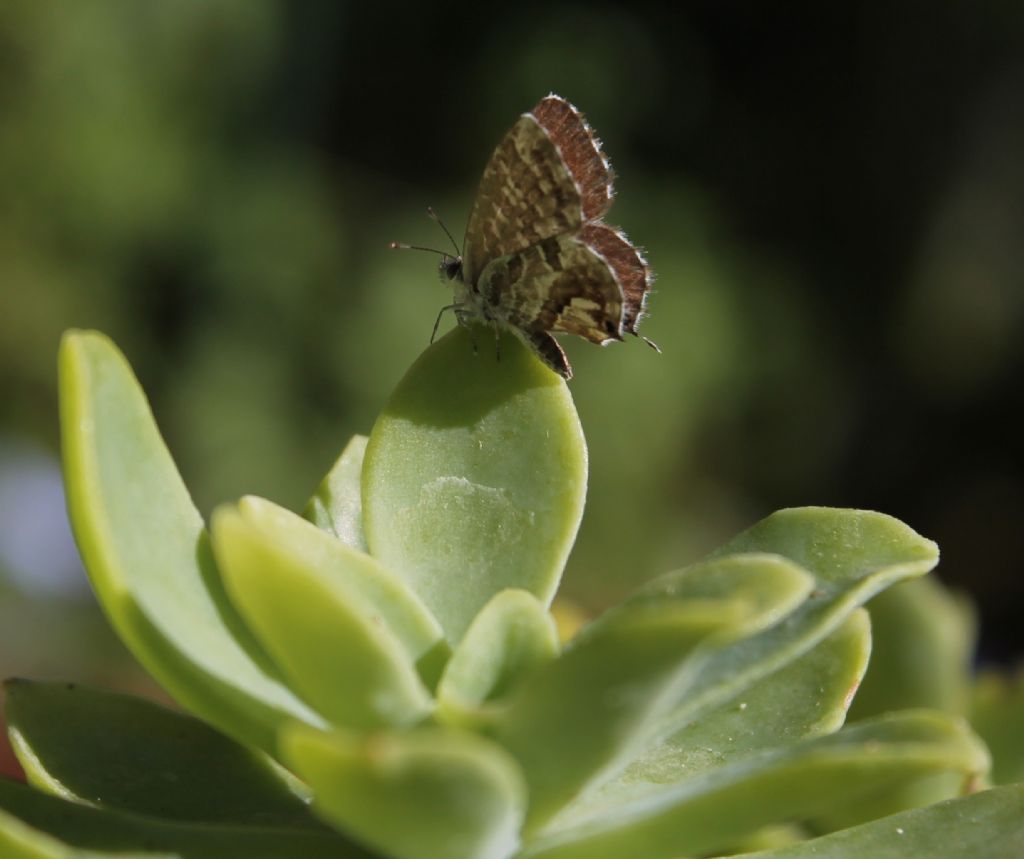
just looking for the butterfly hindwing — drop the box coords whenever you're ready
[577,222,651,335]
[479,233,625,347]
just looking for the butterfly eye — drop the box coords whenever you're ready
[439,257,463,282]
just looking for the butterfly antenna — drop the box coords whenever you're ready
[388,241,453,259]
[427,206,462,257]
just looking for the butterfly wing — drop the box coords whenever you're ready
[530,95,614,222]
[460,95,653,377]
[479,233,624,354]
[462,96,614,284]
[577,222,651,335]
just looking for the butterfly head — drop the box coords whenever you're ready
[439,254,463,282]
[391,207,465,285]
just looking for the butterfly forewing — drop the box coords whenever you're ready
[530,96,614,221]
[462,115,585,283]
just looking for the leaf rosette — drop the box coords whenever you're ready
[0,327,1016,859]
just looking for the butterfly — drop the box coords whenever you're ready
[392,94,655,380]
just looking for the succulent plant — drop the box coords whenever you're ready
[1,327,1021,858]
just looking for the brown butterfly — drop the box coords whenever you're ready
[392,94,655,380]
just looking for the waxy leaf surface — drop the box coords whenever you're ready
[437,589,559,728]
[212,497,444,730]
[363,327,587,643]
[304,434,369,551]
[575,609,871,815]
[282,723,527,859]
[4,680,316,827]
[519,711,988,859]
[58,330,319,754]
[648,507,939,740]
[850,576,974,719]
[972,669,1024,786]
[497,553,814,830]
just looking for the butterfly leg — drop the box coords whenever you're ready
[492,323,502,364]
[431,303,463,344]
[452,308,479,355]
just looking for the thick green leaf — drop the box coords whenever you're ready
[437,589,559,728]
[58,330,319,753]
[497,554,814,831]
[807,770,982,837]
[4,680,316,827]
[576,609,871,814]
[519,711,989,859]
[711,507,939,581]
[816,580,977,830]
[0,806,71,859]
[281,722,527,859]
[212,497,443,731]
[971,667,1024,785]
[362,326,587,643]
[850,576,975,719]
[655,608,871,770]
[303,434,369,551]
[648,507,939,741]
[0,779,371,858]
[743,784,1024,859]
[578,508,945,835]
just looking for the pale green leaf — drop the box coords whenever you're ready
[281,722,527,859]
[971,667,1024,786]
[577,610,871,815]
[58,330,320,754]
[520,711,989,859]
[303,434,369,551]
[648,507,939,741]
[851,576,975,719]
[497,554,814,830]
[436,589,559,728]
[211,497,441,730]
[362,327,587,643]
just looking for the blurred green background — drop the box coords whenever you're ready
[1,1,1022,704]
